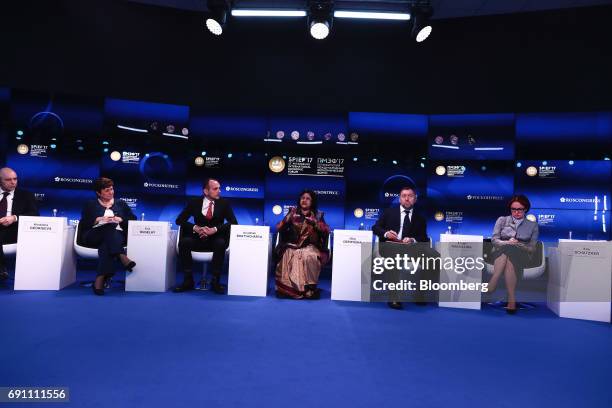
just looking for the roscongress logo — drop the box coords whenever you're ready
[353,208,364,218]
[434,211,445,222]
[466,195,504,201]
[526,166,538,177]
[54,177,93,185]
[225,186,260,193]
[384,192,399,198]
[110,151,122,161]
[194,156,205,167]
[269,156,286,173]
[435,166,446,176]
[143,182,180,189]
[560,197,601,204]
[272,205,283,215]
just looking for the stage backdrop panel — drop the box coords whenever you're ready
[516,112,612,159]
[264,154,346,231]
[529,208,610,241]
[10,90,104,136]
[344,160,428,231]
[268,114,347,146]
[428,113,515,160]
[0,87,9,163]
[189,112,268,143]
[104,97,189,138]
[425,203,509,238]
[515,160,611,211]
[6,143,100,190]
[348,112,428,148]
[32,188,93,225]
[100,147,186,196]
[427,160,514,205]
[185,152,264,199]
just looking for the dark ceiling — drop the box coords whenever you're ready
[128,0,612,19]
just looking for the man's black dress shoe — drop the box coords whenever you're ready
[387,302,403,310]
[211,279,226,295]
[173,281,195,293]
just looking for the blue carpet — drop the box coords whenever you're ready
[1,278,611,408]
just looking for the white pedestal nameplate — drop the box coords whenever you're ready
[331,230,373,302]
[437,234,484,310]
[228,225,270,297]
[14,216,76,290]
[547,240,612,323]
[125,221,176,292]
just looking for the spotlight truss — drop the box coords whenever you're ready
[203,1,433,41]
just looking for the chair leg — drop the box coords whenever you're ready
[196,263,209,291]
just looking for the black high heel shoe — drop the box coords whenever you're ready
[92,277,105,296]
[118,254,136,272]
[505,304,518,314]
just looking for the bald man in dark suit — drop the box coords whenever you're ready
[0,167,39,281]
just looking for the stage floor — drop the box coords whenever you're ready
[1,277,611,408]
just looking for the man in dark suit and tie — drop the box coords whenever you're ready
[173,178,237,294]
[0,167,39,281]
[373,186,439,309]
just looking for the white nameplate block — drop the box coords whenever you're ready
[547,240,612,323]
[126,221,176,292]
[228,225,270,297]
[437,234,484,310]
[331,230,373,302]
[14,216,76,290]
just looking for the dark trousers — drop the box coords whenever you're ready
[378,241,441,303]
[83,224,126,277]
[0,225,18,269]
[179,233,228,278]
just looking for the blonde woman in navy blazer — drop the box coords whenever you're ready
[487,194,539,314]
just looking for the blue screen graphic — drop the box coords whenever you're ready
[427,161,514,205]
[7,145,100,190]
[100,148,186,196]
[515,160,611,211]
[429,113,515,160]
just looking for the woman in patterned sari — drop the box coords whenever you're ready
[274,190,330,299]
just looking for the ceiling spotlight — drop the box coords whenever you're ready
[412,5,433,43]
[310,21,330,39]
[308,1,333,40]
[206,0,230,36]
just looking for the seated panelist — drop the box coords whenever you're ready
[0,167,39,282]
[79,177,137,295]
[173,178,237,294]
[486,194,539,314]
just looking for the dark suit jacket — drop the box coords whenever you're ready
[0,188,39,243]
[78,199,137,243]
[372,206,429,243]
[175,197,238,238]
[7,189,39,219]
